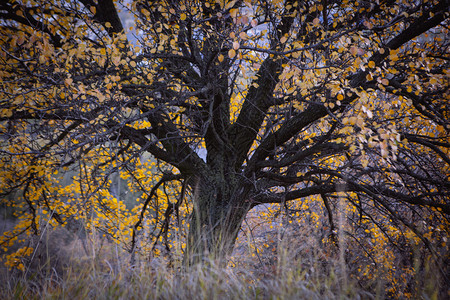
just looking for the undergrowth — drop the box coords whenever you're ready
[1,217,446,300]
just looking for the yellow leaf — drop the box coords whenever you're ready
[225,0,237,10]
[218,54,224,62]
[238,15,249,25]
[368,61,375,68]
[361,158,368,168]
[228,49,236,59]
[389,53,398,62]
[363,20,373,29]
[337,94,344,101]
[97,93,106,103]
[180,13,187,21]
[105,22,112,28]
[280,36,287,44]
[130,61,136,67]
[313,18,320,26]
[233,41,240,50]
[1,109,12,117]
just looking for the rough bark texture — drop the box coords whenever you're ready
[184,171,251,266]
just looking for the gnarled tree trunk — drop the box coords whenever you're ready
[183,170,251,266]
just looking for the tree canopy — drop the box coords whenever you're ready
[0,0,449,290]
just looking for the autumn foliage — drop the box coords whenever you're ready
[0,0,449,298]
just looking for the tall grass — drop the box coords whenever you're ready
[1,215,446,299]
[0,248,368,299]
[0,226,367,299]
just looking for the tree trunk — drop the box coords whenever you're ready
[183,173,251,266]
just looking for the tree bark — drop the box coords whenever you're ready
[183,172,251,266]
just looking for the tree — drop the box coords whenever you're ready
[0,0,448,273]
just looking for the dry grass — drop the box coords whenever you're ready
[0,250,367,300]
[0,213,447,299]
[0,226,367,300]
